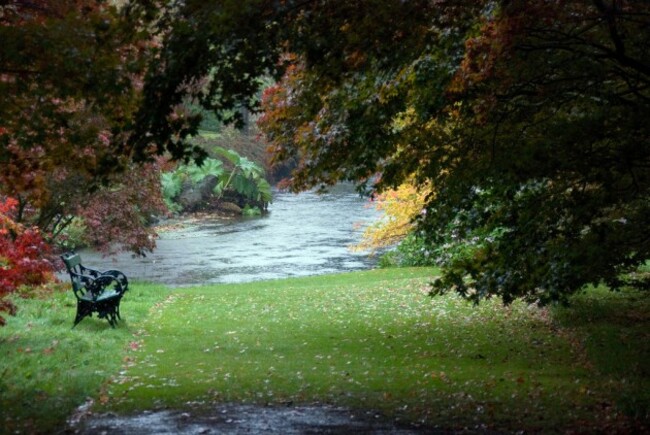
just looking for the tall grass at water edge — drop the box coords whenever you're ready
[0,268,648,433]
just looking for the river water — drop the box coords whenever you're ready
[78,184,381,286]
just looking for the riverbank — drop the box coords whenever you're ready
[1,268,647,433]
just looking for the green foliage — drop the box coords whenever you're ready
[254,1,650,304]
[160,171,184,213]
[54,217,89,252]
[379,232,437,268]
[160,171,184,203]
[187,158,225,185]
[9,1,649,303]
[186,103,223,133]
[242,205,262,216]
[127,0,281,164]
[161,147,271,212]
[212,146,272,203]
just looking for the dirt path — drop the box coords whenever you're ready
[73,404,446,434]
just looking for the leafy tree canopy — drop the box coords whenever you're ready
[280,1,643,303]
[258,0,650,304]
[0,0,168,254]
[4,0,649,304]
[131,0,650,303]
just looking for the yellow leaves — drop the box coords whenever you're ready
[353,181,432,252]
[391,107,417,132]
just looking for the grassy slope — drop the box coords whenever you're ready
[0,283,169,434]
[1,268,648,433]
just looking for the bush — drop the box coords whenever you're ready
[161,147,272,213]
[0,197,55,325]
[378,232,437,268]
[242,205,262,216]
[54,217,88,251]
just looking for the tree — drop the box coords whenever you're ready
[0,0,167,254]
[7,0,647,306]
[353,182,431,253]
[124,0,283,164]
[76,160,167,256]
[257,1,650,304]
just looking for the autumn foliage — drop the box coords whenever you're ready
[256,0,650,304]
[354,182,431,253]
[0,1,168,257]
[0,198,54,326]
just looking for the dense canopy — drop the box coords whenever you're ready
[224,1,650,304]
[2,0,649,305]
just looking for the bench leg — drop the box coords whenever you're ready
[73,300,94,328]
[95,299,120,328]
[111,300,122,326]
[73,298,123,329]
[106,302,117,328]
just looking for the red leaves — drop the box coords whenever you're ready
[1,0,161,257]
[76,162,167,256]
[0,197,55,326]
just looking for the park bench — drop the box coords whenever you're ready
[60,252,129,328]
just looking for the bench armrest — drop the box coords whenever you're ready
[87,275,127,299]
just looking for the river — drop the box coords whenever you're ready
[78,184,381,286]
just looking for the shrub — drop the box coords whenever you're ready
[161,147,272,213]
[0,198,54,325]
[54,217,88,251]
[378,232,437,268]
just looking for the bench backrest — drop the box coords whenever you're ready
[61,252,81,272]
[61,252,85,293]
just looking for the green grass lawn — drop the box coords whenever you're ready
[1,268,648,433]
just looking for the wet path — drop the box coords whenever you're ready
[76,404,433,434]
[79,184,381,286]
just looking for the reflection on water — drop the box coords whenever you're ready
[79,184,380,286]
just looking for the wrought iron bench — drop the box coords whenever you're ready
[60,252,129,328]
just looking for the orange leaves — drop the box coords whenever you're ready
[449,18,511,97]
